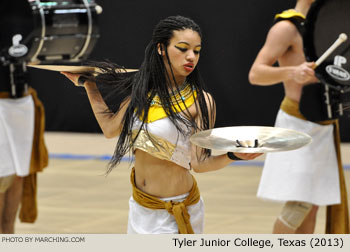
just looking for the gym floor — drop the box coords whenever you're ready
[15,132,350,234]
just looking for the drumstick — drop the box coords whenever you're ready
[313,33,348,69]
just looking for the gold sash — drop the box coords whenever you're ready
[281,97,350,234]
[130,168,200,234]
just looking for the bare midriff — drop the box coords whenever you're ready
[133,149,193,198]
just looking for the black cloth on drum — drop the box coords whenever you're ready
[299,83,325,122]
[299,83,338,122]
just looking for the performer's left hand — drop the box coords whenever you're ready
[234,152,263,160]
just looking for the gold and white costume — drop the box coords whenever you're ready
[127,83,204,234]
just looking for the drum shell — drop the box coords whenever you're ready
[303,0,350,88]
[0,0,100,63]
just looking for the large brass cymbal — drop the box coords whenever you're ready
[190,126,312,153]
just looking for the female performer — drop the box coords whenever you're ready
[62,15,260,234]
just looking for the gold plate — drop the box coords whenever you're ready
[27,64,138,74]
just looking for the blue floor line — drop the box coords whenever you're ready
[49,153,350,170]
[49,153,113,161]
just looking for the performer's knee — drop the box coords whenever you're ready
[278,201,313,230]
[0,175,15,193]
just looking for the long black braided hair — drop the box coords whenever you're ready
[89,15,215,173]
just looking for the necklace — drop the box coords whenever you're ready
[150,81,195,107]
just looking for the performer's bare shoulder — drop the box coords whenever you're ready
[249,19,317,102]
[272,20,309,102]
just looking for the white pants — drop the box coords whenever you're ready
[0,96,34,177]
[127,193,205,234]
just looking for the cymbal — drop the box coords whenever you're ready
[190,126,312,153]
[27,64,138,74]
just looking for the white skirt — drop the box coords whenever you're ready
[0,96,35,177]
[127,193,205,234]
[257,109,340,206]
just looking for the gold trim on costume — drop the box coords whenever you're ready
[280,96,350,233]
[132,129,176,161]
[275,9,305,20]
[280,97,306,120]
[280,97,335,125]
[142,83,197,123]
[326,121,350,234]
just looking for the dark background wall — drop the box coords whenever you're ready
[3,0,350,141]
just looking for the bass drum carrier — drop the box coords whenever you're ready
[301,0,350,121]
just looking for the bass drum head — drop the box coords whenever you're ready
[304,0,350,87]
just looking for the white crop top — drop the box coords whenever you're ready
[131,82,197,169]
[132,116,192,169]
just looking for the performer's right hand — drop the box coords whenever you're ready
[60,71,81,87]
[292,62,316,84]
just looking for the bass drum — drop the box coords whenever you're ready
[301,0,350,120]
[303,0,350,89]
[0,0,101,64]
